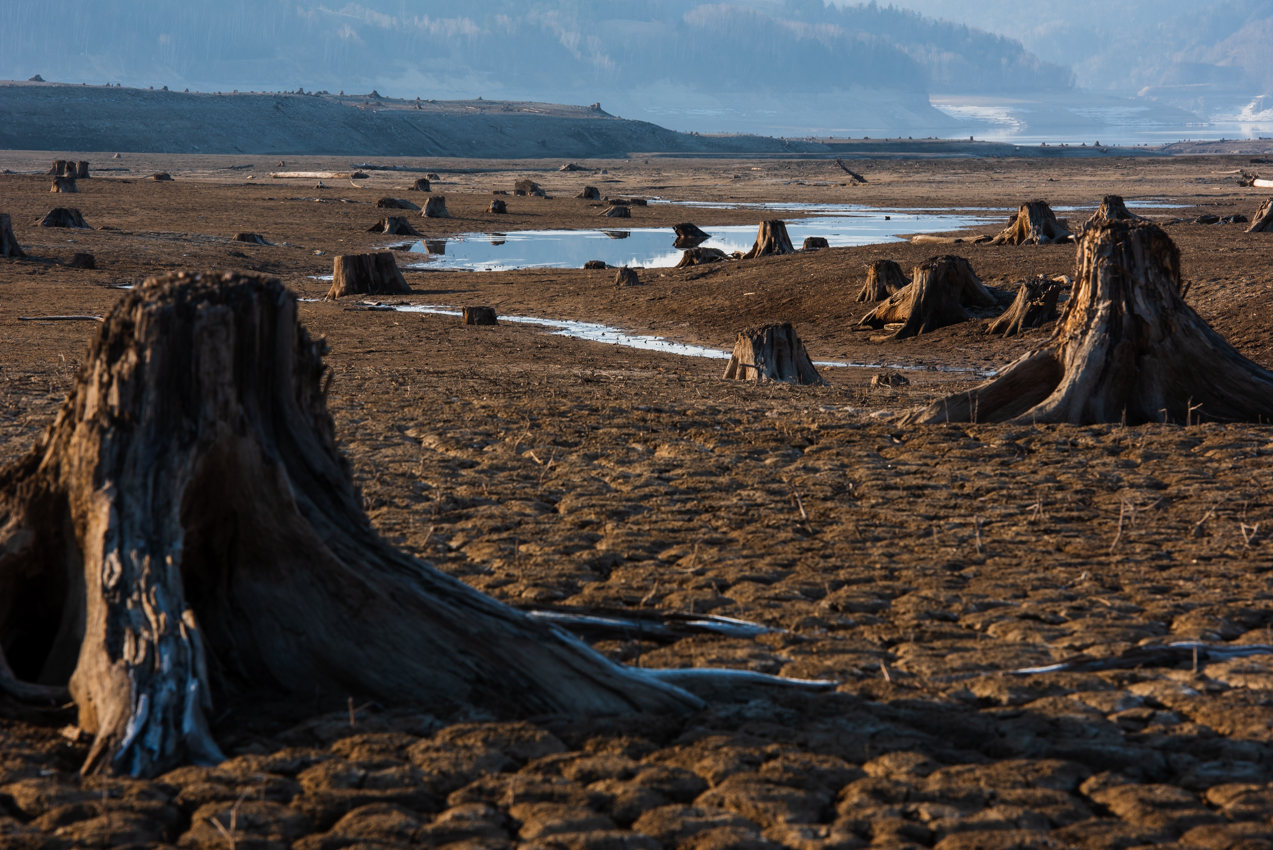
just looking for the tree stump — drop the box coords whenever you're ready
[151,173,173,182]
[50,177,77,193]
[1083,195,1143,231]
[583,260,609,270]
[1248,199,1273,233]
[802,237,829,251]
[408,178,431,192]
[35,208,90,229]
[577,187,600,200]
[68,252,96,269]
[325,253,411,299]
[722,323,826,385]
[367,217,422,236]
[855,259,909,302]
[462,306,498,325]
[675,247,730,268]
[488,200,508,214]
[0,271,702,777]
[991,201,1073,245]
[375,198,419,211]
[986,277,1062,337]
[46,160,69,176]
[76,161,90,179]
[232,232,270,245]
[673,223,710,249]
[515,179,541,195]
[423,197,450,218]
[614,267,641,287]
[871,372,910,388]
[857,256,992,340]
[600,206,630,219]
[742,220,795,259]
[1,214,27,259]
[900,221,1273,425]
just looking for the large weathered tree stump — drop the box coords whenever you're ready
[462,306,498,325]
[722,323,826,385]
[673,223,710,249]
[577,187,600,200]
[367,217,423,236]
[1083,195,1143,231]
[515,179,541,195]
[1248,199,1273,233]
[151,172,173,182]
[855,259,909,302]
[35,208,90,229]
[742,220,796,259]
[0,272,702,778]
[901,221,1273,425]
[0,214,25,259]
[675,247,730,268]
[325,252,411,299]
[614,267,641,287]
[488,200,508,214]
[991,201,1073,245]
[858,256,994,339]
[408,178,431,192]
[50,176,77,193]
[76,161,90,179]
[423,197,450,218]
[986,277,1062,337]
[802,237,829,251]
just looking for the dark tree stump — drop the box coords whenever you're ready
[423,197,450,218]
[375,198,419,211]
[515,179,542,195]
[855,259,909,302]
[76,161,90,179]
[151,173,173,182]
[986,277,1062,337]
[858,256,993,339]
[46,160,69,177]
[802,237,829,251]
[325,253,411,299]
[675,247,730,268]
[742,220,795,259]
[1084,195,1143,231]
[1248,199,1273,233]
[583,260,609,270]
[600,206,630,219]
[673,223,710,249]
[577,187,600,200]
[614,267,641,287]
[68,252,96,269]
[488,200,508,214]
[367,217,422,236]
[50,177,77,193]
[0,214,26,259]
[35,208,90,229]
[0,272,702,778]
[607,199,630,207]
[462,306,498,325]
[991,201,1073,245]
[722,323,826,385]
[232,232,270,245]
[408,178,431,192]
[901,221,1273,425]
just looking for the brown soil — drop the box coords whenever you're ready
[3,153,1273,849]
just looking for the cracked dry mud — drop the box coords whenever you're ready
[3,153,1273,849]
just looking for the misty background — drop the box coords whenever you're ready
[2,0,1270,142]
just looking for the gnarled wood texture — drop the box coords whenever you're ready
[991,201,1073,245]
[50,177,78,194]
[576,187,600,200]
[1248,199,1273,233]
[408,178,430,192]
[1083,195,1144,232]
[0,214,24,259]
[36,208,90,229]
[0,272,703,778]
[367,217,423,236]
[986,278,1062,337]
[722,323,826,385]
[600,206,630,219]
[858,256,994,340]
[855,260,909,303]
[423,197,450,219]
[675,247,730,268]
[901,221,1273,425]
[742,220,795,259]
[614,267,641,287]
[802,237,829,251]
[325,253,411,299]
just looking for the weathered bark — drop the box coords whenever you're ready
[901,221,1273,425]
[600,206,630,219]
[462,306,498,325]
[36,208,91,229]
[76,162,91,179]
[50,177,78,193]
[515,180,543,197]
[68,253,96,270]
[991,201,1073,245]
[325,253,411,299]
[0,214,25,259]
[408,178,431,192]
[367,217,422,237]
[488,200,508,215]
[858,256,994,339]
[855,260,909,302]
[1248,199,1273,233]
[835,158,867,184]
[614,267,641,287]
[0,272,703,778]
[673,223,710,249]
[576,187,600,201]
[1083,195,1144,232]
[423,197,450,219]
[151,173,173,182]
[375,198,419,211]
[232,232,270,245]
[860,255,998,338]
[802,237,829,251]
[742,221,795,259]
[986,278,1062,337]
[722,323,826,385]
[46,160,69,177]
[675,247,730,268]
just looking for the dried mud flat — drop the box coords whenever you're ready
[3,153,1273,849]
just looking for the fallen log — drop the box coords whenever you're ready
[583,260,609,270]
[855,259,909,302]
[367,217,423,236]
[0,213,25,259]
[723,323,826,385]
[375,198,420,211]
[991,200,1073,245]
[326,252,411,299]
[1247,199,1273,233]
[675,247,730,268]
[900,221,1273,425]
[834,158,867,184]
[986,277,1062,337]
[270,172,365,179]
[742,220,795,259]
